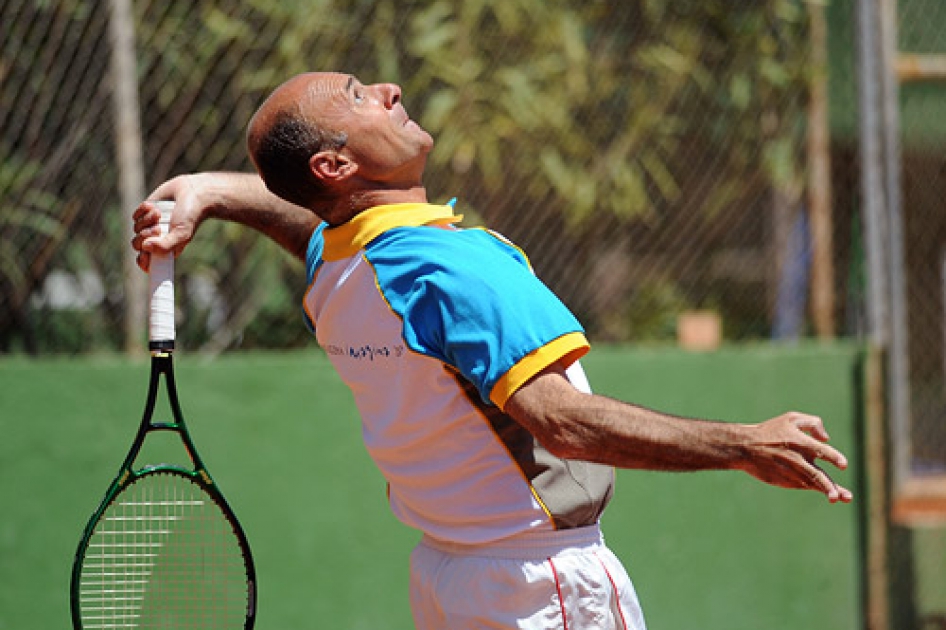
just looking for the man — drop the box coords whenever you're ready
[132,72,852,630]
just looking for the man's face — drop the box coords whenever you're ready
[307,72,434,186]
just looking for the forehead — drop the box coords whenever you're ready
[304,72,354,100]
[290,72,360,124]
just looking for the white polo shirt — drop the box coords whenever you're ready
[303,202,614,544]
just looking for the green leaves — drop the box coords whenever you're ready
[173,0,809,235]
[0,152,64,298]
[2,0,815,351]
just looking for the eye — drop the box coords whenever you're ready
[353,90,366,105]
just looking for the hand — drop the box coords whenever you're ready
[130,174,213,272]
[738,412,853,503]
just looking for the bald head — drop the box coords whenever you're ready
[247,73,348,210]
[247,72,433,218]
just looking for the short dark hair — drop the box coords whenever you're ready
[250,111,347,208]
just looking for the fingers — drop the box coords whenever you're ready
[804,461,854,504]
[130,202,155,273]
[147,177,184,204]
[130,202,162,273]
[136,251,151,273]
[787,413,853,502]
[761,454,853,504]
[132,204,160,245]
[130,197,187,262]
[791,412,831,443]
[784,412,849,471]
[749,412,854,504]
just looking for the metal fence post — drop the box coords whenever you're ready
[857,0,890,353]
[878,0,912,496]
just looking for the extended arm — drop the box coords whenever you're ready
[504,363,853,503]
[131,172,321,270]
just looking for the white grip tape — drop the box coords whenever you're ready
[149,200,175,344]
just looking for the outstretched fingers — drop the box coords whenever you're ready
[789,413,848,470]
[789,413,849,472]
[748,413,854,503]
[804,461,853,504]
[787,414,853,503]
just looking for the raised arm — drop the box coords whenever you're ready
[504,363,853,504]
[131,172,321,271]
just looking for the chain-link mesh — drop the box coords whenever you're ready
[3,0,946,624]
[1,0,833,354]
[896,0,946,480]
[1,0,944,443]
[1,1,116,351]
[888,3,946,627]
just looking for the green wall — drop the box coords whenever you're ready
[585,344,863,630]
[0,344,863,629]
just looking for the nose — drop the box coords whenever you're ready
[378,83,401,109]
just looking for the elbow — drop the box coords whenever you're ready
[535,431,573,460]
[544,440,587,461]
[503,368,597,461]
[529,413,596,461]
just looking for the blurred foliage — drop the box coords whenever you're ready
[0,152,62,306]
[2,0,813,353]
[0,0,115,352]
[625,279,693,341]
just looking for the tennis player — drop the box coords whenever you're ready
[132,72,852,630]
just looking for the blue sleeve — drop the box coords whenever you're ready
[367,227,585,403]
[302,223,327,333]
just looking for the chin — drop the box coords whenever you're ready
[418,130,435,152]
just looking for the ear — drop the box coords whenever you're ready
[309,151,357,183]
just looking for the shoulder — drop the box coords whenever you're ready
[364,226,543,315]
[365,224,581,344]
[367,225,531,282]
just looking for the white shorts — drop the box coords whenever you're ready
[409,525,646,630]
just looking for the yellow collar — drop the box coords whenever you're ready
[322,203,462,261]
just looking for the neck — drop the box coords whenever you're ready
[320,185,429,226]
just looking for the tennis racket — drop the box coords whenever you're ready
[70,200,256,629]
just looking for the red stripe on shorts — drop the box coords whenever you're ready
[547,557,568,630]
[595,551,628,630]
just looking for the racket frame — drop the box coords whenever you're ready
[69,201,256,629]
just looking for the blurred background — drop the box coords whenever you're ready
[1,0,944,628]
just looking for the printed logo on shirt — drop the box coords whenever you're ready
[325,343,405,361]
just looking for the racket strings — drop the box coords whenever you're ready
[78,472,249,629]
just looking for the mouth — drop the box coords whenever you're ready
[397,103,412,127]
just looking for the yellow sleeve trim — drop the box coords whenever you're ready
[489,332,590,410]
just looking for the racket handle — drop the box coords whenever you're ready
[149,200,175,351]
